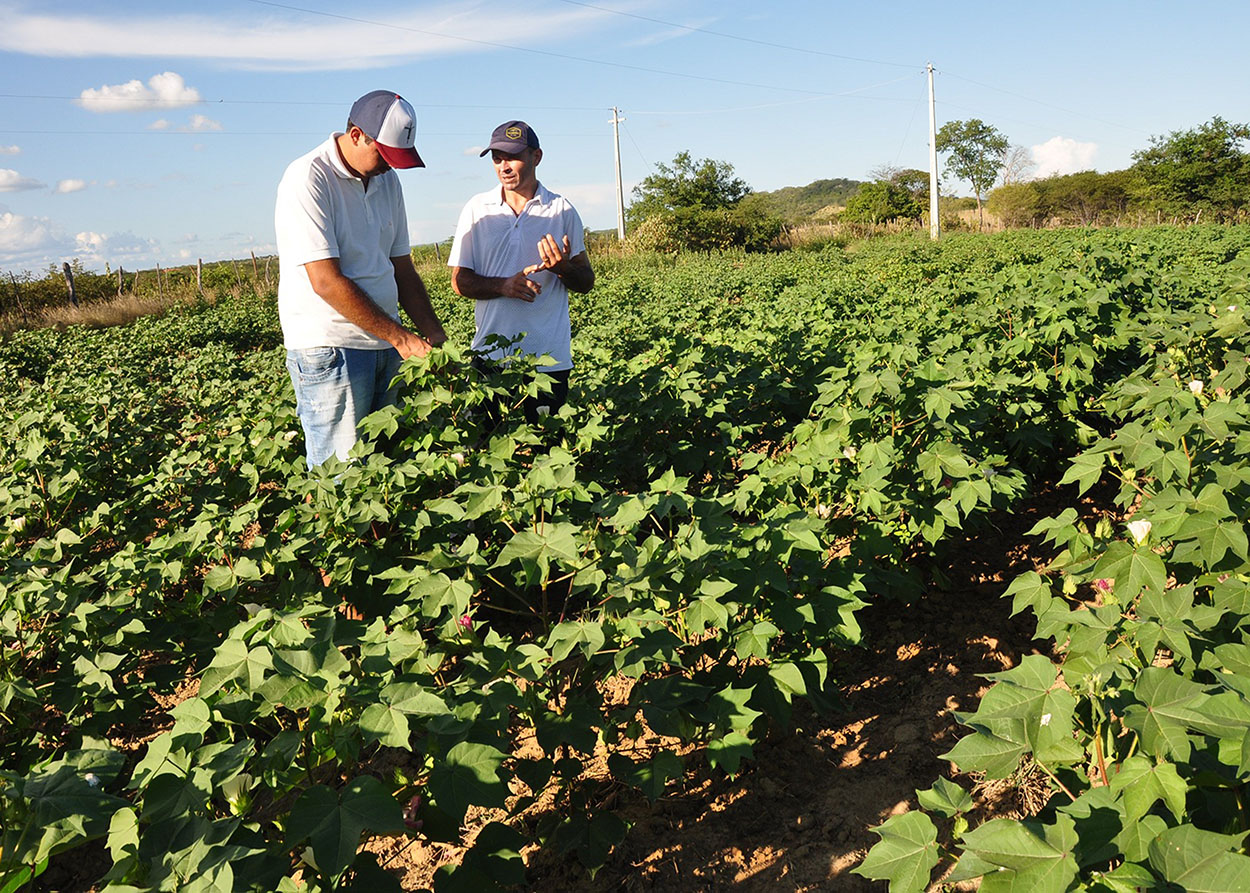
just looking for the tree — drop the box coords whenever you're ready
[935,119,1009,229]
[1000,146,1036,185]
[841,181,923,224]
[986,182,1041,228]
[1130,117,1250,219]
[627,151,751,227]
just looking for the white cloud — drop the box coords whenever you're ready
[55,179,88,194]
[0,3,608,71]
[183,115,222,132]
[148,119,171,131]
[0,145,19,156]
[1031,136,1099,178]
[78,71,201,113]
[0,169,45,192]
[0,209,73,262]
[465,146,486,157]
[74,231,156,264]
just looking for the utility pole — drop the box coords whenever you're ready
[927,63,940,241]
[610,107,626,240]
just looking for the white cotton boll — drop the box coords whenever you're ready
[1189,380,1203,395]
[1127,520,1152,545]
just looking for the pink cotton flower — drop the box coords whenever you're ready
[458,614,474,632]
[402,794,424,831]
[1093,578,1114,593]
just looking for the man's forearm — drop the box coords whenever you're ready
[451,266,508,300]
[393,257,448,344]
[304,257,429,359]
[553,253,595,294]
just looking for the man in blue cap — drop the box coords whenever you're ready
[276,90,447,468]
[448,120,594,423]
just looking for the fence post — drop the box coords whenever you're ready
[117,266,124,298]
[433,241,441,262]
[63,262,79,307]
[232,259,242,287]
[264,256,272,286]
[9,272,29,321]
[197,259,204,296]
[156,263,164,301]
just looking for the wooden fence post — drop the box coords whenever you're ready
[433,242,441,262]
[232,259,242,287]
[264,256,272,286]
[197,259,204,296]
[117,266,124,298]
[63,262,79,307]
[9,272,22,315]
[156,263,164,301]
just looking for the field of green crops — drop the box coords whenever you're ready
[2,227,1249,892]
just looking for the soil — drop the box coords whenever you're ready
[37,494,1071,893]
[366,495,1067,892]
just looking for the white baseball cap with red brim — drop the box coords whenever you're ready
[349,90,425,169]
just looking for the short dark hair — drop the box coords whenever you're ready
[344,119,373,142]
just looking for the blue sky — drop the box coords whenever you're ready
[0,0,1246,275]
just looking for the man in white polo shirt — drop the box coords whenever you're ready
[276,89,447,467]
[448,120,594,423]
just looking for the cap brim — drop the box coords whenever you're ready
[377,143,425,169]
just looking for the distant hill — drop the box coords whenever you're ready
[739,178,865,223]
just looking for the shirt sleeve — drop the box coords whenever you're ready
[274,164,339,266]
[389,179,411,258]
[446,202,476,269]
[564,202,586,255]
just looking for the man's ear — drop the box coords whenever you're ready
[532,148,543,166]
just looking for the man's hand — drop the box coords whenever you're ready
[393,331,434,361]
[526,234,573,275]
[498,271,543,303]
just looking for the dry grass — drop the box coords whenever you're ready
[0,286,229,336]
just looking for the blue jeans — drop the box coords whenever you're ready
[285,346,402,468]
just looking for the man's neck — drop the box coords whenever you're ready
[501,182,538,215]
[335,133,370,189]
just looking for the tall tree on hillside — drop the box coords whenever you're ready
[627,151,751,226]
[936,119,1009,229]
[1131,117,1250,219]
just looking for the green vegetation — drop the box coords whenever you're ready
[936,118,1011,228]
[1,227,1249,890]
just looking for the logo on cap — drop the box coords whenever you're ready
[506,126,523,140]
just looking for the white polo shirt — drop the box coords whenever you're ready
[447,183,585,371]
[275,134,411,350]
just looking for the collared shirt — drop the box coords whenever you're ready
[447,182,585,371]
[275,133,411,350]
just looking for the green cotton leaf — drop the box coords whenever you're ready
[547,620,606,663]
[916,777,973,818]
[734,621,779,660]
[707,731,753,776]
[1121,666,1210,760]
[1004,572,1054,617]
[1113,813,1168,864]
[1058,450,1106,494]
[381,682,451,716]
[685,595,730,633]
[961,815,1079,893]
[203,565,236,593]
[358,703,411,750]
[1091,541,1167,599]
[851,811,939,893]
[493,524,580,569]
[942,727,1027,780]
[1147,824,1250,892]
[607,750,684,802]
[285,777,405,882]
[1109,755,1187,825]
[1173,513,1249,569]
[427,742,509,820]
[199,639,272,697]
[455,822,528,889]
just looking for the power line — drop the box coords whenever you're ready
[242,0,894,99]
[551,0,917,69]
[629,73,921,116]
[942,71,1150,136]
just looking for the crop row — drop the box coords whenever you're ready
[2,226,1248,891]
